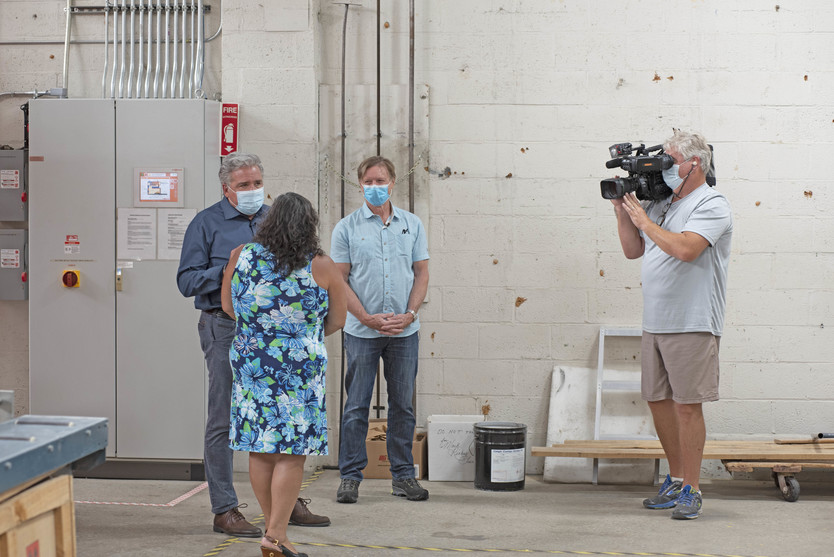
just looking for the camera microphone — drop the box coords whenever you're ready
[605,158,623,169]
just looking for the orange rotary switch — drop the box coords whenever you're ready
[62,269,80,288]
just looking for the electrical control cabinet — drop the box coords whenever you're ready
[0,229,27,300]
[28,99,220,461]
[0,150,27,221]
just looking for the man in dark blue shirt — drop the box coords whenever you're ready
[177,152,329,536]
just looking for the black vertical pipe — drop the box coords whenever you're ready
[374,0,383,419]
[408,0,417,415]
[338,2,350,444]
[376,0,381,156]
[408,0,415,213]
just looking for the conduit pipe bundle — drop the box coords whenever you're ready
[101,0,205,99]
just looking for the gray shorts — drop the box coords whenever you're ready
[641,331,720,404]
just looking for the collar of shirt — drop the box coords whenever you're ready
[360,201,400,226]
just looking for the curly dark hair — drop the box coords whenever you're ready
[253,192,324,276]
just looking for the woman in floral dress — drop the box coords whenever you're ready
[222,192,346,557]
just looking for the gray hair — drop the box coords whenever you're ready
[219,152,264,186]
[663,130,712,175]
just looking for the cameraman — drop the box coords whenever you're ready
[611,130,732,520]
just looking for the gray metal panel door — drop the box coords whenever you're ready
[114,99,215,459]
[28,99,117,456]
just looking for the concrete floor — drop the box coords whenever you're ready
[72,468,831,557]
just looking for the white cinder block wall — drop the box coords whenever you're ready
[2,0,834,477]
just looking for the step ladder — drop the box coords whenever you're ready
[593,326,658,484]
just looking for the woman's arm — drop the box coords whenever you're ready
[312,254,347,336]
[220,245,244,318]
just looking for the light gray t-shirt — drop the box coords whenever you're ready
[641,184,733,336]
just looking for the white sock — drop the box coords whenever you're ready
[671,476,683,483]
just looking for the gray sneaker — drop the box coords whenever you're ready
[643,474,683,509]
[336,478,360,504]
[671,485,702,520]
[392,478,429,501]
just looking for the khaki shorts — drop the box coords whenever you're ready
[641,331,720,404]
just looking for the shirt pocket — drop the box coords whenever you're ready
[396,232,416,258]
[349,234,377,261]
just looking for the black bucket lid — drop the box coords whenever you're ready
[474,421,527,432]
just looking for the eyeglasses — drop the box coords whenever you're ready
[656,200,673,226]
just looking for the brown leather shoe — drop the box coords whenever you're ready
[213,505,263,538]
[289,497,331,527]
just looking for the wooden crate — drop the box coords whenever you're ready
[0,474,75,557]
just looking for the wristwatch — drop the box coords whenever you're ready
[407,309,418,320]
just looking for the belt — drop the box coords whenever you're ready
[204,308,235,321]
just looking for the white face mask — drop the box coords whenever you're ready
[662,164,684,190]
[662,159,695,190]
[234,187,264,215]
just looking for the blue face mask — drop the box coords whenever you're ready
[363,184,390,207]
[234,187,264,215]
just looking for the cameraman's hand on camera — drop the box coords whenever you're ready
[621,192,651,231]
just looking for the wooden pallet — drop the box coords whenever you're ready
[532,438,834,502]
[532,439,834,461]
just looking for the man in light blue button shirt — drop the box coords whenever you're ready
[331,156,430,504]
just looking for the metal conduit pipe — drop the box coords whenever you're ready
[154,0,162,97]
[408,0,415,213]
[336,0,354,446]
[127,0,135,97]
[162,0,170,98]
[136,0,144,98]
[101,2,109,98]
[376,0,381,156]
[145,0,153,97]
[188,0,195,98]
[171,0,179,97]
[118,0,126,97]
[179,0,187,97]
[110,1,118,98]
[62,0,73,94]
[195,0,204,94]
[1,4,220,46]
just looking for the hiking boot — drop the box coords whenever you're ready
[671,485,702,520]
[336,478,360,504]
[643,474,683,509]
[391,477,429,501]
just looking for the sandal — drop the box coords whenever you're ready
[261,534,308,557]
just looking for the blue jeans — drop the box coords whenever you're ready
[339,332,419,481]
[197,310,238,515]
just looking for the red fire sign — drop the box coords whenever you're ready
[221,103,239,156]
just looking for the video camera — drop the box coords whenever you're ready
[600,142,716,201]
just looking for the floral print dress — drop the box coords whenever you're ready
[228,243,329,455]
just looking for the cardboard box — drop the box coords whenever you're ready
[428,415,484,481]
[362,418,427,480]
